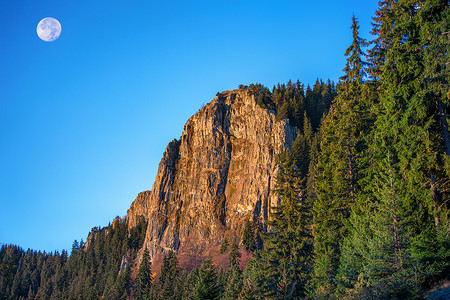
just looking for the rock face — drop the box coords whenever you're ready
[127,190,151,229]
[126,88,297,259]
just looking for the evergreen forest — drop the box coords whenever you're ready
[1,1,450,299]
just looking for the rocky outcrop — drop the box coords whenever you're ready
[126,88,297,259]
[127,191,151,229]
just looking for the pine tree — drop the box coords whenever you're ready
[416,1,450,274]
[313,14,372,295]
[192,256,221,300]
[158,251,180,300]
[365,0,449,276]
[341,14,369,83]
[255,151,313,299]
[242,217,255,252]
[339,153,425,298]
[224,242,243,300]
[135,247,152,300]
[181,267,199,300]
[336,2,450,298]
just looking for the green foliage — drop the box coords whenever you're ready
[158,251,181,300]
[220,238,229,254]
[224,242,243,299]
[336,2,450,298]
[250,79,335,130]
[192,256,222,300]
[129,215,148,252]
[312,14,375,295]
[224,265,243,300]
[241,217,255,252]
[135,247,153,300]
[340,14,368,83]
[0,216,148,299]
[338,154,427,298]
[181,266,199,300]
[228,242,241,268]
[252,151,313,299]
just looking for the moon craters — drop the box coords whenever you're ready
[37,17,62,42]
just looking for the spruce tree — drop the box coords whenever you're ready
[366,0,448,273]
[192,256,221,300]
[341,14,368,83]
[135,247,152,300]
[224,265,243,300]
[255,151,313,299]
[416,1,450,274]
[182,267,199,300]
[115,265,130,299]
[337,2,450,298]
[339,153,425,298]
[224,242,243,300]
[158,251,180,300]
[220,238,229,254]
[313,14,372,295]
[291,113,312,179]
[242,217,255,252]
[366,0,395,80]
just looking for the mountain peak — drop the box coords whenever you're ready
[126,88,297,259]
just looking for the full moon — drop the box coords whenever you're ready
[37,17,62,42]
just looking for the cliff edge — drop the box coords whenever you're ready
[126,88,297,259]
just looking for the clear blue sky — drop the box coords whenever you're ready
[0,0,379,253]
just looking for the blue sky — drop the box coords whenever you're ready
[0,0,379,253]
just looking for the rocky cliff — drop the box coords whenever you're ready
[126,88,297,259]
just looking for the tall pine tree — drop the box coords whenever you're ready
[158,251,180,300]
[191,256,221,300]
[255,151,313,299]
[313,14,373,295]
[339,1,450,297]
[339,153,424,298]
[134,247,152,300]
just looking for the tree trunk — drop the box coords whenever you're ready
[438,100,450,156]
[429,172,441,231]
[347,143,356,204]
